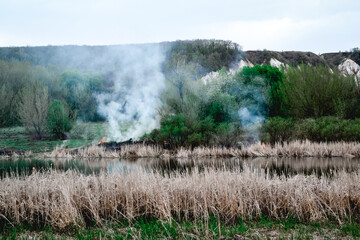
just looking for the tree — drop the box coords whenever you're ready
[0,85,14,127]
[47,100,73,139]
[239,64,285,117]
[18,85,48,139]
[280,64,359,119]
[0,60,59,127]
[164,40,240,76]
[60,71,104,121]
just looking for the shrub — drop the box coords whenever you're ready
[262,116,360,143]
[239,64,285,117]
[279,64,359,119]
[261,117,294,144]
[47,100,73,140]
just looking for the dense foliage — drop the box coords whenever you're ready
[239,64,285,117]
[262,117,360,143]
[279,64,359,119]
[147,62,360,147]
[0,60,101,139]
[47,100,73,139]
[163,40,240,78]
[60,71,104,121]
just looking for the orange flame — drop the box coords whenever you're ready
[98,137,106,145]
[261,143,265,149]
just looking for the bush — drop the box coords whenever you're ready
[261,117,294,144]
[47,100,73,140]
[239,64,285,117]
[280,64,359,119]
[212,122,242,147]
[262,116,360,143]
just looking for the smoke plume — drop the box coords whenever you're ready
[237,76,268,144]
[96,45,165,141]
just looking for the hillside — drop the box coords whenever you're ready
[0,43,358,79]
[241,49,360,79]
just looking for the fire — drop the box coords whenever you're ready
[98,137,106,145]
[261,143,265,149]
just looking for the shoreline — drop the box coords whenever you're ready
[48,140,360,159]
[2,140,360,159]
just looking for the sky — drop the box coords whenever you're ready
[0,0,359,53]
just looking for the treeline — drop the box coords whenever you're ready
[0,60,105,139]
[146,63,360,147]
[1,40,359,144]
[261,64,360,143]
[0,40,241,140]
[144,64,283,147]
[164,40,240,77]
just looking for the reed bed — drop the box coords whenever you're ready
[1,167,360,229]
[48,140,360,159]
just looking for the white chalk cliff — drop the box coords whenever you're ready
[338,58,360,79]
[238,59,254,69]
[269,58,284,68]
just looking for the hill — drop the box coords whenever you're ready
[241,49,360,79]
[0,43,358,79]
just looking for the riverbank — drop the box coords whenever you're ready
[47,140,360,159]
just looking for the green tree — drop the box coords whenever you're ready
[47,100,73,140]
[280,64,358,119]
[239,64,285,116]
[60,71,103,121]
[164,39,240,77]
[0,85,14,127]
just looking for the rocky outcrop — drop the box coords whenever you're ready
[238,59,254,69]
[269,58,285,68]
[203,50,360,84]
[240,50,360,80]
[338,58,360,78]
[244,50,327,67]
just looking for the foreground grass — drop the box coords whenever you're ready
[1,217,360,239]
[2,168,360,230]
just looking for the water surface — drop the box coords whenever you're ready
[1,157,359,178]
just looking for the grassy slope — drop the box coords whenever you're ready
[0,123,108,152]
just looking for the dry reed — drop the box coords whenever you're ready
[48,140,360,159]
[1,167,360,229]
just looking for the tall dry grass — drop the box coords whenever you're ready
[1,167,360,229]
[48,140,360,159]
[47,144,164,159]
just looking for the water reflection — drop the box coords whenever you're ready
[1,157,360,178]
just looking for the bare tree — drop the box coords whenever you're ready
[18,85,48,139]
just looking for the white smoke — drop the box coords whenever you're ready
[238,106,265,144]
[237,75,268,144]
[96,45,165,141]
[238,107,265,126]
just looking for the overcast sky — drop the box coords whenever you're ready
[0,0,358,53]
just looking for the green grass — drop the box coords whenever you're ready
[1,217,359,239]
[0,122,108,152]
